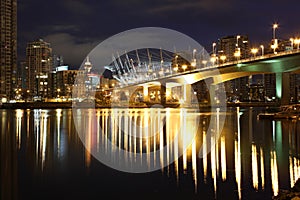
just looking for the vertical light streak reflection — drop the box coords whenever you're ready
[235,107,242,200]
[96,110,105,152]
[182,109,187,172]
[85,110,92,168]
[292,157,300,188]
[216,108,220,178]
[124,110,129,164]
[174,113,179,184]
[34,110,40,165]
[272,121,276,142]
[56,109,62,158]
[144,109,150,168]
[252,144,259,190]
[203,130,207,182]
[40,111,48,170]
[192,138,197,192]
[221,135,226,181]
[16,109,23,149]
[211,134,217,198]
[159,110,164,172]
[290,156,295,187]
[166,109,170,174]
[152,110,156,168]
[260,147,265,190]
[26,109,30,139]
[271,150,279,196]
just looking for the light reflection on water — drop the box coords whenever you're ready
[1,108,300,199]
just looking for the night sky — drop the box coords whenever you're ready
[18,0,300,68]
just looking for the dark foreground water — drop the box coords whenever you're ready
[1,107,300,200]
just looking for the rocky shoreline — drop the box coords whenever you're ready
[274,180,300,200]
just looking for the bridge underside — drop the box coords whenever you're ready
[119,52,300,105]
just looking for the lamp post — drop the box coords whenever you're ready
[191,49,197,67]
[212,42,216,55]
[251,48,258,58]
[290,38,294,50]
[236,35,240,47]
[272,23,278,54]
[273,23,278,40]
[260,45,264,56]
[210,56,216,66]
[220,55,226,64]
[294,38,300,50]
[234,48,241,62]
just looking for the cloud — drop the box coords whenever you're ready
[149,0,234,14]
[44,33,99,67]
[50,25,80,32]
[110,0,235,15]
[62,0,93,15]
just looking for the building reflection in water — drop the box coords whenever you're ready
[3,108,300,199]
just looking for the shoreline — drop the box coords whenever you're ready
[0,101,280,109]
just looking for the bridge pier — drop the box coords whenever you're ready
[276,72,290,105]
[160,83,166,105]
[183,83,192,106]
[143,85,149,103]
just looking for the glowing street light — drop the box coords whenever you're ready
[251,48,258,58]
[236,35,241,47]
[290,38,294,50]
[182,64,187,71]
[191,49,197,67]
[220,55,226,64]
[294,38,300,50]
[212,42,217,55]
[234,48,241,61]
[272,23,279,54]
[273,23,278,40]
[210,56,217,66]
[202,60,207,67]
[173,66,178,72]
[260,45,264,56]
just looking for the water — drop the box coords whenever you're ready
[1,107,300,200]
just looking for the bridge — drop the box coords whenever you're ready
[89,48,300,107]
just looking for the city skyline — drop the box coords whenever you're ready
[18,0,300,68]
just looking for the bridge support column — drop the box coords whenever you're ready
[143,85,149,103]
[160,83,166,105]
[183,83,192,106]
[276,72,290,105]
[209,84,217,106]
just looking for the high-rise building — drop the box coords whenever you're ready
[56,69,78,99]
[217,35,250,101]
[217,35,249,62]
[26,39,52,98]
[52,55,64,71]
[0,0,17,99]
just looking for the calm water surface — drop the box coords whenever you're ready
[1,107,300,200]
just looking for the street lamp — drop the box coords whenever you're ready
[210,56,217,66]
[272,23,278,54]
[234,48,241,61]
[251,48,258,58]
[273,23,278,40]
[236,35,241,47]
[191,49,197,67]
[290,38,294,50]
[212,42,216,55]
[57,88,61,99]
[182,64,187,71]
[260,45,264,56]
[294,38,300,50]
[173,66,178,72]
[220,55,226,64]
